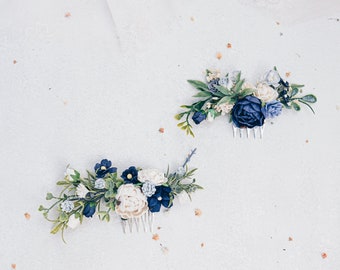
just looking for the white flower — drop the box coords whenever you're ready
[67,215,80,229]
[94,178,105,189]
[138,169,167,186]
[206,70,220,82]
[214,103,234,115]
[76,183,88,198]
[263,70,281,87]
[61,201,74,213]
[254,82,279,102]
[115,184,148,219]
[142,181,156,197]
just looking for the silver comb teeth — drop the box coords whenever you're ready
[121,211,154,233]
[232,124,265,139]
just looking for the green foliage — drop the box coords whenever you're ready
[166,167,203,200]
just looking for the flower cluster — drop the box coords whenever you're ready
[39,151,202,240]
[175,68,317,136]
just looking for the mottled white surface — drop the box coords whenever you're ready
[0,0,340,269]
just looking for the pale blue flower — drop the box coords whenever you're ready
[61,201,74,213]
[142,181,156,197]
[94,178,105,189]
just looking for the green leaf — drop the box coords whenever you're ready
[46,193,54,200]
[192,100,207,111]
[56,181,69,186]
[174,113,183,120]
[300,94,317,103]
[233,79,245,93]
[187,80,209,92]
[217,96,232,105]
[193,91,212,98]
[214,85,232,95]
[59,212,69,222]
[177,122,185,127]
[291,102,301,111]
[290,84,304,88]
[291,87,299,97]
[50,223,63,234]
[238,88,254,99]
[38,205,45,211]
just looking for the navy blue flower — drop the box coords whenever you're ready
[83,202,96,218]
[207,78,219,93]
[231,96,265,128]
[121,166,139,184]
[147,186,173,213]
[192,111,206,125]
[262,101,282,118]
[94,159,117,178]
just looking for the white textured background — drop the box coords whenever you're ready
[0,0,340,269]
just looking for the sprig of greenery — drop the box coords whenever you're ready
[166,167,203,201]
[175,71,254,137]
[277,83,317,113]
[39,170,123,242]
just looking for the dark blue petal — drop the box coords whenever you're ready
[147,197,161,213]
[83,202,96,218]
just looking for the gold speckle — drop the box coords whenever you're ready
[305,139,309,143]
[227,43,232,49]
[336,105,340,111]
[63,100,68,106]
[159,128,164,133]
[195,208,202,216]
[190,16,195,22]
[11,264,16,269]
[201,242,205,247]
[321,252,327,259]
[152,234,160,241]
[65,12,71,18]
[276,21,280,25]
[157,226,161,230]
[216,52,222,60]
[24,212,31,220]
[288,236,293,241]
[13,60,17,64]
[285,72,291,77]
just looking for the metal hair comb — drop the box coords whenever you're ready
[121,211,154,234]
[232,124,265,139]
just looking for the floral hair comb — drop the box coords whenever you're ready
[175,68,317,138]
[39,149,201,241]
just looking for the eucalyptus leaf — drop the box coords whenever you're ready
[291,102,301,111]
[46,193,54,200]
[300,94,317,103]
[59,212,69,222]
[291,87,299,97]
[290,84,304,88]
